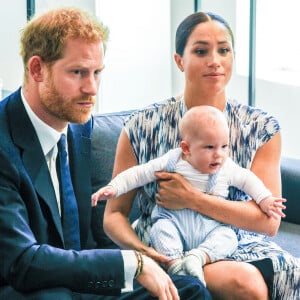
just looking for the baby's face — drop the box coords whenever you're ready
[186,125,229,174]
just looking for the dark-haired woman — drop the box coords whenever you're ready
[104,12,300,299]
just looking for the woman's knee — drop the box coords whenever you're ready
[231,264,268,300]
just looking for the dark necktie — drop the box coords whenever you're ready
[57,134,81,250]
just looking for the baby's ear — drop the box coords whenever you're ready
[180,140,190,156]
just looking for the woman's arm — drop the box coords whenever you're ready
[104,130,146,250]
[103,130,169,262]
[156,132,282,237]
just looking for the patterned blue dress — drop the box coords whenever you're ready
[124,97,300,299]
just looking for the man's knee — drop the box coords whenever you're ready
[171,275,212,299]
[0,286,73,300]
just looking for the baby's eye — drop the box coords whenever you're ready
[222,144,229,149]
[206,145,214,149]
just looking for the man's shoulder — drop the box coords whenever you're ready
[0,91,19,144]
[69,118,93,139]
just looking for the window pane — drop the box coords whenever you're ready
[256,0,300,86]
[0,0,26,94]
[255,0,300,159]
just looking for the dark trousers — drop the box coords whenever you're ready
[0,275,211,300]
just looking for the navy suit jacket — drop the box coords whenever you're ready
[0,89,124,295]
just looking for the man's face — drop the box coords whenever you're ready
[39,38,105,130]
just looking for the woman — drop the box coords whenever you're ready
[104,12,300,299]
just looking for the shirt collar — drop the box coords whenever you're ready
[20,89,68,156]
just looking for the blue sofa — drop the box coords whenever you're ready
[91,110,300,258]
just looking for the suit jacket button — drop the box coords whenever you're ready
[102,280,108,287]
[108,280,114,287]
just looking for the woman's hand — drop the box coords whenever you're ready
[155,171,201,210]
[155,170,279,236]
[140,245,170,265]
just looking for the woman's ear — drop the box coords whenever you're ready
[27,56,45,82]
[174,53,184,72]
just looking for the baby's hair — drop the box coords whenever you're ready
[179,105,228,141]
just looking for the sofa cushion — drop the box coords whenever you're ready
[268,221,300,257]
[91,111,132,191]
[91,111,137,248]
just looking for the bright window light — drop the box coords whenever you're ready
[236,0,300,87]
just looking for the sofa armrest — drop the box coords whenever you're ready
[280,157,300,225]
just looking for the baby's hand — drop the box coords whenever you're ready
[259,196,287,219]
[91,185,116,206]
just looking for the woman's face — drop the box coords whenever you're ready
[175,20,234,96]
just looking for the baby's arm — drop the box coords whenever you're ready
[91,185,116,206]
[91,149,175,207]
[227,158,286,219]
[259,196,286,219]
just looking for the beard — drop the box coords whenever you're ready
[40,75,95,124]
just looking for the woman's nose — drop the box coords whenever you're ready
[207,52,221,68]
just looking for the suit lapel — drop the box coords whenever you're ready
[6,90,93,248]
[7,93,64,240]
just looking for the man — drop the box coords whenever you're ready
[0,7,210,299]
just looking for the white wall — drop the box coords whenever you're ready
[170,0,194,97]
[0,1,27,92]
[35,0,94,12]
[0,0,94,94]
[95,0,172,112]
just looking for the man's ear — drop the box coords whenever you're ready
[27,56,45,82]
[180,140,190,155]
[174,53,184,72]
